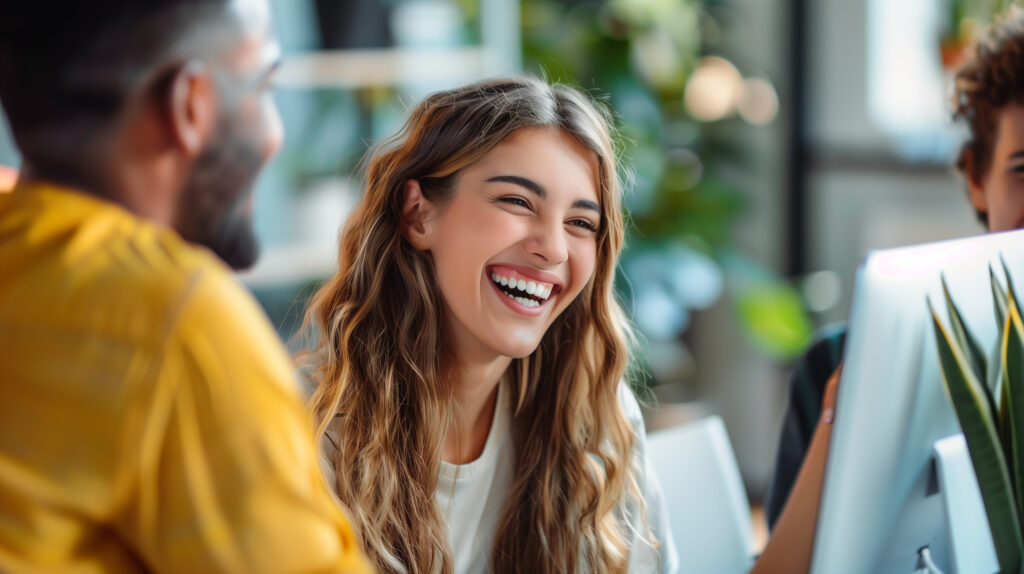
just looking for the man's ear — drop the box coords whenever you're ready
[963,149,990,215]
[402,179,435,250]
[165,60,217,157]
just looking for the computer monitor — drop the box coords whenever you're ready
[809,229,1024,574]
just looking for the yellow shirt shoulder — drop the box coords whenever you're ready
[0,184,370,573]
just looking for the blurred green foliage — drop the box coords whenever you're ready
[521,0,744,249]
[941,0,1022,67]
[521,0,812,365]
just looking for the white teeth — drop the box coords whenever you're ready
[514,296,539,308]
[489,272,555,303]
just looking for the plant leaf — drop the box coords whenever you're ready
[992,264,1009,407]
[931,300,1024,573]
[1003,255,1022,315]
[1002,352,1013,497]
[1002,258,1020,474]
[993,264,1009,333]
[1005,291,1024,532]
[943,274,993,415]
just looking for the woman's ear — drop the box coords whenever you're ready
[402,179,434,250]
[963,149,990,215]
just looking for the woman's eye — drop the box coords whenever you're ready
[499,196,531,209]
[569,219,599,232]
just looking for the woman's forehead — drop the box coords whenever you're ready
[472,129,600,186]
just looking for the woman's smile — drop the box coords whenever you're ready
[485,264,563,316]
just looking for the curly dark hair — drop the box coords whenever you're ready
[953,12,1024,226]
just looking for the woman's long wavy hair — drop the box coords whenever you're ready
[301,77,643,573]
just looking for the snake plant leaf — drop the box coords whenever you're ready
[943,274,993,413]
[1002,258,1020,467]
[1002,329,1015,508]
[931,301,1024,573]
[1005,294,1024,525]
[999,341,1013,495]
[992,264,1009,407]
[994,264,1009,333]
[990,269,1010,480]
[1003,256,1021,314]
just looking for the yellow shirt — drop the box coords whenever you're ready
[0,183,370,573]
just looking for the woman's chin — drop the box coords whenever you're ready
[496,340,543,360]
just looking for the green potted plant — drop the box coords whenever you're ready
[931,261,1024,574]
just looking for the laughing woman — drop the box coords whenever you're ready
[300,77,677,573]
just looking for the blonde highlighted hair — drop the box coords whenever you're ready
[302,77,643,573]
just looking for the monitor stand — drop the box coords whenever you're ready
[932,433,998,574]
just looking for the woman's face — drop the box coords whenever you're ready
[415,127,602,362]
[969,104,1024,232]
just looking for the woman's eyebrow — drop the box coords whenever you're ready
[486,175,546,198]
[486,175,601,214]
[573,199,601,214]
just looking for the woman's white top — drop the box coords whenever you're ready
[435,382,516,573]
[310,379,679,574]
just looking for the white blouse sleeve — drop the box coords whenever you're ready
[619,384,680,574]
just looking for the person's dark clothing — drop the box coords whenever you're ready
[765,325,847,530]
